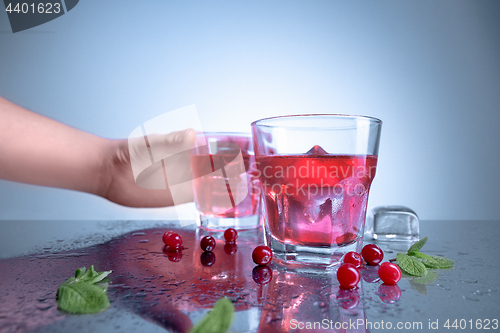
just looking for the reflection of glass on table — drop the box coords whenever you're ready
[257,267,367,333]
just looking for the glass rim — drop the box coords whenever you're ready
[251,114,382,128]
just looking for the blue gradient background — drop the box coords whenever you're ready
[0,0,499,220]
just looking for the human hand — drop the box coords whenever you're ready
[100,129,196,207]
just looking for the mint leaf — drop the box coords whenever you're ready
[57,283,110,314]
[79,265,97,280]
[408,236,428,255]
[419,257,440,269]
[75,267,87,279]
[190,298,234,333]
[421,255,454,269]
[412,251,438,263]
[396,253,427,277]
[79,265,112,284]
[62,265,112,286]
[57,266,112,314]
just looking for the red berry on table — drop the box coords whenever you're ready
[343,251,363,267]
[337,263,361,289]
[378,262,402,285]
[200,251,216,267]
[224,228,238,243]
[361,244,384,265]
[200,235,216,252]
[162,231,174,245]
[165,232,182,249]
[252,265,273,284]
[252,246,273,265]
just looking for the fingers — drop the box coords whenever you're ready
[128,129,196,185]
[147,129,196,161]
[127,129,196,210]
[173,128,196,146]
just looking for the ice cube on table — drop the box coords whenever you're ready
[306,145,328,155]
[365,206,419,241]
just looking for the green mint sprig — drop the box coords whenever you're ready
[396,236,454,277]
[407,236,428,254]
[190,297,235,333]
[57,265,112,314]
[420,255,454,269]
[396,253,427,277]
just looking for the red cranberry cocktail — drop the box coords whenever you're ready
[252,115,382,267]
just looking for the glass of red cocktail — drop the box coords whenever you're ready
[251,115,382,267]
[190,132,261,230]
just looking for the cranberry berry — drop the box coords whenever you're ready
[200,235,216,252]
[224,228,238,243]
[343,251,363,268]
[361,244,384,265]
[337,263,361,289]
[165,232,182,249]
[252,245,273,265]
[378,262,402,285]
[162,231,174,245]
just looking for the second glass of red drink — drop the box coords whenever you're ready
[251,115,382,267]
[190,132,262,230]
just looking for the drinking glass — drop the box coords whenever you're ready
[251,115,382,267]
[190,132,261,230]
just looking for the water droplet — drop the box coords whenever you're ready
[35,304,53,311]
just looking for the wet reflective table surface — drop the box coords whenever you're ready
[0,220,499,333]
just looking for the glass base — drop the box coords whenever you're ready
[197,214,261,231]
[265,229,363,268]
